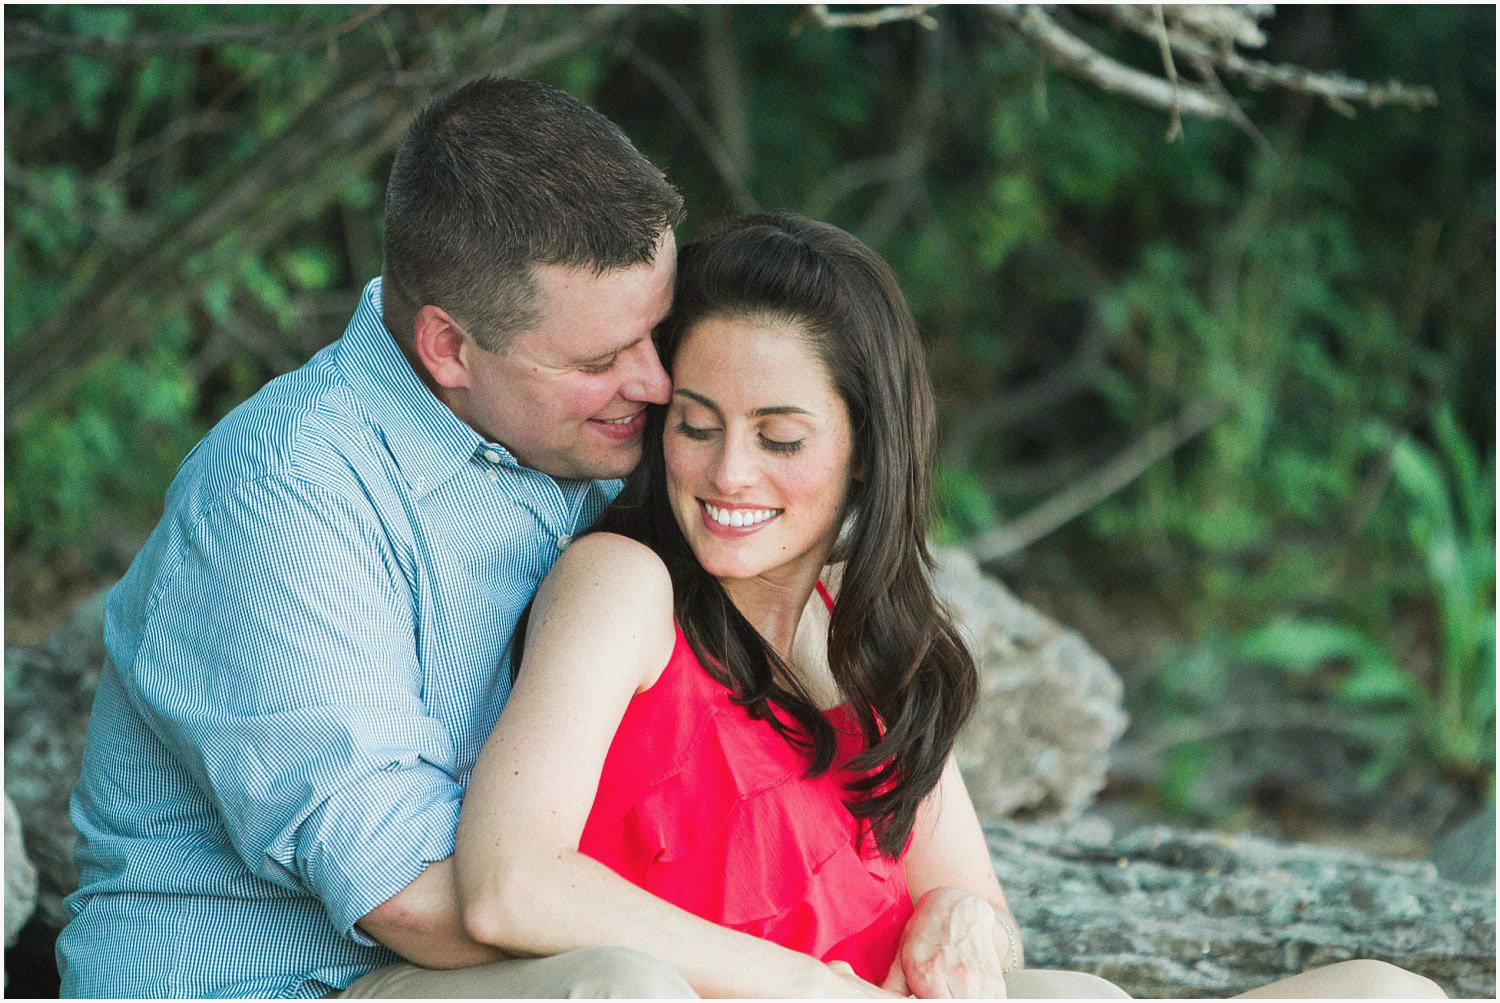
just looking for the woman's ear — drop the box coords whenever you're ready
[412,304,473,390]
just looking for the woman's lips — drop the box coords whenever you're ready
[698,500,782,537]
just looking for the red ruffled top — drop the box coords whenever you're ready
[578,587,912,983]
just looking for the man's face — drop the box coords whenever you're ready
[453,233,676,480]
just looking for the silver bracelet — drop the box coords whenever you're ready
[995,912,1021,974]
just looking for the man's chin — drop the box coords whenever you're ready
[573,447,644,482]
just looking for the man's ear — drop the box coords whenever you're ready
[411,305,472,390]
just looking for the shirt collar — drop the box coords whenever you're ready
[334,278,484,497]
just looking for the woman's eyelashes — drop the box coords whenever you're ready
[673,419,804,455]
[759,434,803,455]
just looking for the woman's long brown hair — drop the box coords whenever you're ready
[588,212,978,858]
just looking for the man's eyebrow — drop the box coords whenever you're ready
[675,389,811,418]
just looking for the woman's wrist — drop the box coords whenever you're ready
[993,909,1022,972]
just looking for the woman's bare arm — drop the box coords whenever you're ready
[454,533,892,998]
[890,758,1024,997]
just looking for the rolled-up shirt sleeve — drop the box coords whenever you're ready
[123,470,459,945]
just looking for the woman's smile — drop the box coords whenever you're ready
[699,500,784,534]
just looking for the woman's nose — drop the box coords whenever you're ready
[709,438,756,494]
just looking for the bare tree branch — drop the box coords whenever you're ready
[989,5,1240,125]
[805,4,937,32]
[701,10,754,185]
[5,6,391,63]
[6,6,638,425]
[803,148,926,220]
[1152,4,1184,142]
[619,43,759,214]
[967,396,1234,564]
[942,313,1115,465]
[1107,5,1438,112]
[858,15,944,245]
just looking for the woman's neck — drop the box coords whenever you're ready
[719,573,816,659]
[720,567,842,711]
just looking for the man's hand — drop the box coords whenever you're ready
[885,887,1013,998]
[823,960,905,998]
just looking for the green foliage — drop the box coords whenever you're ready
[4,5,1493,821]
[933,466,999,546]
[1227,403,1495,789]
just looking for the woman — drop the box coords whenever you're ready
[454,214,1445,999]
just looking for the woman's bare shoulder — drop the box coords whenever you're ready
[542,532,670,600]
[556,531,668,579]
[529,533,676,689]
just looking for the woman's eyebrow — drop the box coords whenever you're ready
[674,389,812,419]
[674,388,720,412]
[750,405,813,418]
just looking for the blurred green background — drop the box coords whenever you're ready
[5,5,1493,854]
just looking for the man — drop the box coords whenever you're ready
[58,76,693,998]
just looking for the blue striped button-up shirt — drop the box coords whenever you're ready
[58,278,621,998]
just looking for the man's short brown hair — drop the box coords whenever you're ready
[381,76,684,351]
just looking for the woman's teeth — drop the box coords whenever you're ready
[704,503,780,528]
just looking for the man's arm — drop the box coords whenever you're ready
[358,858,505,969]
[128,473,470,953]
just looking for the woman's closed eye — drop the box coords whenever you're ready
[674,419,804,455]
[674,419,717,441]
[758,434,802,454]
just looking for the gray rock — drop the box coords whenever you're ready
[5,794,38,948]
[933,547,1129,819]
[990,817,1495,999]
[4,587,107,931]
[1431,804,1496,888]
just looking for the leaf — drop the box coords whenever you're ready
[1236,618,1385,676]
[1433,403,1490,545]
[281,247,337,290]
[1332,656,1427,708]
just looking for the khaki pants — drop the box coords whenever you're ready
[334,946,698,998]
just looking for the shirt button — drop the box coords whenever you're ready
[412,476,426,491]
[555,534,572,551]
[482,448,503,465]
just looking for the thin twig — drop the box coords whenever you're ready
[618,43,758,214]
[806,4,938,31]
[967,397,1235,564]
[1111,703,1401,764]
[1183,54,1272,154]
[803,149,926,220]
[1152,5,1184,142]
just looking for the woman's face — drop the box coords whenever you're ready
[663,314,855,589]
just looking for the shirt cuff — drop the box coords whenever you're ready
[303,766,463,947]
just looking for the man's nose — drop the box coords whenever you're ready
[621,339,672,404]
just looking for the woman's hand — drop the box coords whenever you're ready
[883,887,1012,998]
